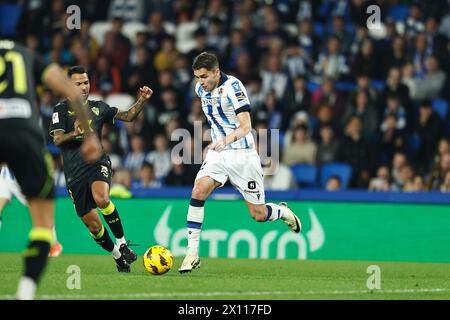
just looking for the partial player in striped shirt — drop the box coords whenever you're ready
[178,52,302,273]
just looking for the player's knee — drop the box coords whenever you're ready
[93,192,109,208]
[191,184,208,200]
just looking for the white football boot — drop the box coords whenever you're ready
[178,255,201,274]
[279,202,302,233]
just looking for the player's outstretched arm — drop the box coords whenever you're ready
[43,64,101,162]
[114,86,153,122]
[209,111,252,152]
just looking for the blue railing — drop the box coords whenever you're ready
[55,187,450,205]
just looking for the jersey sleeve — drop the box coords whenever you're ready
[226,79,251,114]
[99,101,119,123]
[48,103,67,136]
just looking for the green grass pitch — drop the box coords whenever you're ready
[0,253,449,300]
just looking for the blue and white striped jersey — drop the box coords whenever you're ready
[195,73,254,150]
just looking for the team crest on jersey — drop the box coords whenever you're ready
[68,110,75,117]
[219,87,223,94]
[100,165,109,177]
[91,107,99,116]
[232,81,241,92]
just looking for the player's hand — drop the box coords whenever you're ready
[139,86,153,101]
[80,134,102,162]
[208,140,226,152]
[73,120,83,136]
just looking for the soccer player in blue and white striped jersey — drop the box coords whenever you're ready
[179,52,302,273]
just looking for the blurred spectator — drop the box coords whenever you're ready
[147,10,170,54]
[342,89,378,138]
[404,175,425,192]
[39,89,56,143]
[391,152,408,189]
[110,168,133,198]
[123,134,146,178]
[337,115,374,188]
[402,55,446,101]
[154,35,179,72]
[380,93,407,132]
[283,76,311,130]
[125,46,156,95]
[165,162,195,186]
[415,99,444,171]
[260,53,289,100]
[282,124,317,166]
[314,36,349,80]
[264,164,297,191]
[133,162,162,188]
[351,39,380,80]
[294,19,318,60]
[428,152,450,191]
[379,113,407,164]
[440,171,450,192]
[145,133,172,180]
[315,125,340,167]
[311,78,346,119]
[102,138,122,171]
[206,17,229,55]
[90,55,122,96]
[326,175,342,191]
[394,163,415,191]
[369,165,391,192]
[255,90,282,130]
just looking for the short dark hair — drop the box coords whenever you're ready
[68,65,87,77]
[192,52,219,71]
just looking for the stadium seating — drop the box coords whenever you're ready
[89,21,112,46]
[432,99,449,120]
[0,4,22,37]
[105,93,134,111]
[291,163,318,188]
[320,163,352,189]
[88,93,104,101]
[387,4,410,22]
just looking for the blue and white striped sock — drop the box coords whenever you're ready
[264,203,285,222]
[187,198,205,257]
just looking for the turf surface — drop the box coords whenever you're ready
[0,253,449,300]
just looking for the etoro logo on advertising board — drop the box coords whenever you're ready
[153,206,325,259]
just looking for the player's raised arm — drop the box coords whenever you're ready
[42,64,101,162]
[114,86,153,122]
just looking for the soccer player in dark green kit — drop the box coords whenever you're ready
[0,40,101,299]
[49,66,153,272]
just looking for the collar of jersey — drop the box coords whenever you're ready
[218,71,228,87]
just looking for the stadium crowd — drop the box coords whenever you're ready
[3,0,450,192]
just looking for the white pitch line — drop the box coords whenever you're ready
[1,288,450,300]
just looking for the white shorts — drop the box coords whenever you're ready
[196,148,265,204]
[0,166,27,206]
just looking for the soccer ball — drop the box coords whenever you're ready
[143,245,173,275]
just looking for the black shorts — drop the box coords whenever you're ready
[0,126,54,200]
[67,163,112,217]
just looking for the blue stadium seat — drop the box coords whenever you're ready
[335,81,356,91]
[432,99,448,120]
[386,4,410,22]
[0,4,22,37]
[370,80,385,91]
[306,81,320,92]
[320,163,352,189]
[291,164,318,188]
